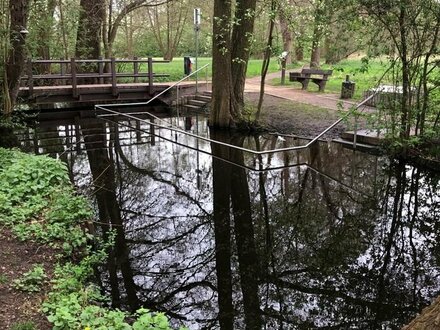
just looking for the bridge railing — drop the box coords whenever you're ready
[20,57,169,98]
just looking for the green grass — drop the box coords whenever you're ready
[271,58,394,99]
[0,273,7,284]
[120,57,281,83]
[110,56,395,100]
[11,321,37,330]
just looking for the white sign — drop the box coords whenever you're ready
[194,8,201,26]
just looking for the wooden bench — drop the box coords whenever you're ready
[289,68,333,92]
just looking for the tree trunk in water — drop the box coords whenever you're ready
[210,129,234,330]
[230,135,262,330]
[5,0,30,114]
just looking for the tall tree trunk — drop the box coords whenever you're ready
[399,2,410,140]
[231,0,257,109]
[210,0,233,127]
[5,0,30,114]
[256,0,276,120]
[211,0,257,128]
[57,0,69,59]
[34,0,57,73]
[310,26,321,68]
[75,0,105,59]
[75,0,105,83]
[278,6,292,65]
[309,0,324,68]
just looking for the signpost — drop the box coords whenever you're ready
[194,8,201,93]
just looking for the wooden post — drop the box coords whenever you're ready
[71,58,78,98]
[74,116,81,154]
[136,120,141,142]
[60,57,66,86]
[33,131,39,155]
[148,57,153,95]
[98,56,104,84]
[281,58,286,85]
[27,58,33,98]
[111,57,117,96]
[133,56,139,83]
[150,118,156,145]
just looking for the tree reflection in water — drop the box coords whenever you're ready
[72,116,440,329]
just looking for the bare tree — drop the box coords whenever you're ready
[146,0,189,60]
[102,0,172,59]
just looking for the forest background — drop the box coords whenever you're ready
[0,0,439,146]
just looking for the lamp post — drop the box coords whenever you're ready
[194,8,201,93]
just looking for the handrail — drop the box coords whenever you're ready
[95,63,210,109]
[96,91,378,156]
[22,57,170,99]
[28,58,169,64]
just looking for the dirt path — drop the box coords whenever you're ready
[245,71,374,112]
[0,228,53,329]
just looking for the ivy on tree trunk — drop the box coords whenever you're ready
[210,0,257,128]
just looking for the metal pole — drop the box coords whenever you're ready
[195,26,199,93]
[194,8,201,94]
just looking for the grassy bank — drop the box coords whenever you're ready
[0,148,186,330]
[130,56,281,82]
[148,56,393,101]
[111,56,392,100]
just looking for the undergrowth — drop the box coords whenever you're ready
[0,148,186,330]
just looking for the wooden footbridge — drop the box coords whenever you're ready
[18,57,171,105]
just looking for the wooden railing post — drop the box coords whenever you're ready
[148,57,153,95]
[133,56,138,83]
[27,58,33,98]
[98,56,104,84]
[74,116,81,154]
[111,57,117,96]
[60,57,66,85]
[71,58,78,98]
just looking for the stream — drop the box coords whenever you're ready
[17,108,440,329]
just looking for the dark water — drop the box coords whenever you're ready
[18,110,440,329]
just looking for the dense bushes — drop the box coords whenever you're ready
[0,148,186,330]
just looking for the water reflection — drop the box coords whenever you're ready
[18,112,440,329]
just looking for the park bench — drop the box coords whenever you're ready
[289,68,333,92]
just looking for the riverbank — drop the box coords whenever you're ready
[0,148,182,330]
[0,228,54,329]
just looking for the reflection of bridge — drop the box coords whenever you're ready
[18,57,171,105]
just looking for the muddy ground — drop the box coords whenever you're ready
[246,92,348,138]
[0,228,54,329]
